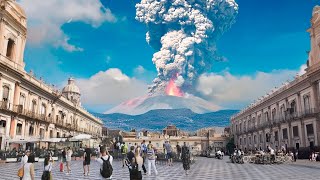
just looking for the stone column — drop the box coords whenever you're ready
[312,81,319,113]
[9,82,20,138]
[300,120,306,147]
[297,93,302,116]
[0,18,5,54]
[288,123,292,148]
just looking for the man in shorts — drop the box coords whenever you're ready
[83,145,92,176]
[164,141,173,166]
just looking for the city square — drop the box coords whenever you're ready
[1,157,320,180]
[1,0,320,179]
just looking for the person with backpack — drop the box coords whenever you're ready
[41,155,53,180]
[121,142,128,168]
[97,145,113,179]
[147,144,158,176]
[127,147,143,180]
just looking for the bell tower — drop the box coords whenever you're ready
[0,0,27,71]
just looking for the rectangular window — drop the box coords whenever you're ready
[50,130,53,138]
[275,131,279,141]
[16,123,22,135]
[282,128,288,139]
[40,128,44,139]
[259,134,263,143]
[254,135,257,144]
[306,124,314,136]
[293,126,299,137]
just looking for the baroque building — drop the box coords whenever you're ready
[231,6,320,153]
[0,0,103,150]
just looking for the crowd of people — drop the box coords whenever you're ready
[16,140,192,180]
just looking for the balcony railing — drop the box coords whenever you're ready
[236,108,319,136]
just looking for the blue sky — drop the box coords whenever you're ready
[19,0,318,112]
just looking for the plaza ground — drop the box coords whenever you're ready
[1,157,320,180]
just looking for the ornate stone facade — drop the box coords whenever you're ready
[231,6,320,152]
[0,0,103,150]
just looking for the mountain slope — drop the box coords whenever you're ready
[105,95,221,115]
[94,109,238,131]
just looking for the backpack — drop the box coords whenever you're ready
[41,171,50,180]
[129,159,141,180]
[121,145,125,153]
[100,156,113,178]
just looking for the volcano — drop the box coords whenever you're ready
[105,94,221,115]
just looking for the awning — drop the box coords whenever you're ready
[42,138,66,143]
[70,134,91,141]
[7,138,40,143]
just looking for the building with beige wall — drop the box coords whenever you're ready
[231,6,320,153]
[0,0,103,150]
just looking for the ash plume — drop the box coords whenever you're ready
[136,0,238,95]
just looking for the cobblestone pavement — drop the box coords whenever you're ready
[1,157,320,180]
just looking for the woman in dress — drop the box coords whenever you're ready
[181,142,191,175]
[23,154,35,180]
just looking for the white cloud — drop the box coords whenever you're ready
[298,64,307,76]
[196,68,299,108]
[77,68,148,107]
[18,0,117,52]
[134,65,145,74]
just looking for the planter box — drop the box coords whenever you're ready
[52,157,58,161]
[38,158,45,162]
[6,158,17,163]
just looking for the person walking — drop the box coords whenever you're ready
[42,155,53,180]
[181,142,191,175]
[19,150,30,180]
[147,144,158,176]
[121,142,128,168]
[140,140,147,175]
[60,148,66,172]
[83,145,92,176]
[129,147,143,180]
[176,142,181,160]
[97,145,113,179]
[164,141,173,166]
[66,147,73,175]
[127,146,135,163]
[23,154,35,180]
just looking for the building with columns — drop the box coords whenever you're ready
[231,6,320,153]
[0,0,103,150]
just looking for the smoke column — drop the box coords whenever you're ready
[136,0,238,95]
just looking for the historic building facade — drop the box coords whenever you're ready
[0,0,103,150]
[231,6,320,152]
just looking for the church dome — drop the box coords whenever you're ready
[62,78,81,95]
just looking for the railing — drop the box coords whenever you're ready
[0,53,25,72]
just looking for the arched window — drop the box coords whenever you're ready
[304,95,311,114]
[2,85,9,102]
[19,94,25,107]
[40,103,46,116]
[290,101,297,114]
[280,105,285,120]
[31,100,37,113]
[272,108,276,121]
[6,39,15,59]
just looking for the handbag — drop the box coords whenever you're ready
[17,165,24,178]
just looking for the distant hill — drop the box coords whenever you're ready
[93,109,239,132]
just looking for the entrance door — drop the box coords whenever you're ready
[296,143,299,150]
[310,141,314,150]
[0,137,2,150]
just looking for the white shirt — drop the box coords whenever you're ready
[270,149,275,155]
[66,150,73,161]
[44,162,52,171]
[97,155,113,179]
[20,155,28,168]
[22,163,33,180]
